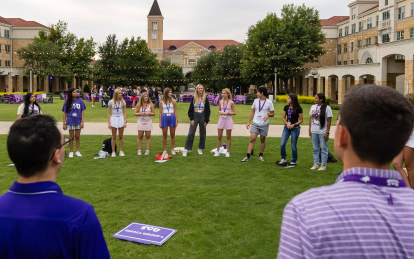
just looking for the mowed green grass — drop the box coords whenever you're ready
[0,97,339,125]
[0,135,342,258]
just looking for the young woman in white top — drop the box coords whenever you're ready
[134,92,155,155]
[215,88,236,157]
[108,89,127,157]
[91,85,97,108]
[17,92,42,119]
[159,88,178,155]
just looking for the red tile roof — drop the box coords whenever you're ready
[321,16,349,26]
[0,16,47,28]
[360,4,379,15]
[163,40,240,51]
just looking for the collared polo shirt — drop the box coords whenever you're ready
[0,181,110,259]
[278,167,414,258]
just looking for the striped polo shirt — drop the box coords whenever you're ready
[277,167,414,258]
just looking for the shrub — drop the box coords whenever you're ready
[330,104,341,110]
[276,95,331,104]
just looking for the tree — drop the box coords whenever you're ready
[158,60,185,89]
[191,51,219,91]
[242,4,326,93]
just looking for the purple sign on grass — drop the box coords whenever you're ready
[113,222,177,246]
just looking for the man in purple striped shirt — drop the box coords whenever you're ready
[278,85,414,258]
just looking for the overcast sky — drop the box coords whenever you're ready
[5,0,349,45]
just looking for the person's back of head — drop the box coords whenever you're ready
[339,85,414,165]
[7,115,61,178]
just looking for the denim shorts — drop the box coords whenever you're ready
[250,123,269,136]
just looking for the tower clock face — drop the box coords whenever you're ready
[152,33,158,39]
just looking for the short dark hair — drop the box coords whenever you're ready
[340,85,414,165]
[7,115,61,178]
[257,86,268,96]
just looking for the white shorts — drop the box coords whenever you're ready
[110,116,125,128]
[406,128,414,148]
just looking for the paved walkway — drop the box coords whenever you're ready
[0,121,336,139]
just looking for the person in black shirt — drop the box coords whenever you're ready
[277,93,303,166]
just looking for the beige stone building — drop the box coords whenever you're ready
[0,17,50,93]
[147,0,240,76]
[290,0,414,103]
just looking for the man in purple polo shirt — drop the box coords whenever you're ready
[278,85,414,258]
[0,115,110,258]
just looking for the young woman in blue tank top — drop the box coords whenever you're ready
[159,88,178,155]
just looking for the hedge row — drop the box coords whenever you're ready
[276,95,331,104]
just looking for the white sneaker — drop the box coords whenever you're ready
[278,159,287,165]
[145,150,150,155]
[318,165,327,171]
[111,152,116,157]
[119,151,125,157]
[214,151,220,157]
[171,150,176,155]
[225,152,230,157]
[182,149,188,157]
[75,151,82,157]
[198,149,203,155]
[68,152,74,158]
[258,156,264,162]
[310,164,319,170]
[137,150,142,156]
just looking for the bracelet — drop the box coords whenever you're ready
[125,121,127,123]
[326,132,330,135]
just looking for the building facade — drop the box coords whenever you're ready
[290,0,414,103]
[147,0,239,76]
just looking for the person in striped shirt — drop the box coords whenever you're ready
[278,85,414,258]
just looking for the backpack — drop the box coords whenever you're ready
[102,138,116,153]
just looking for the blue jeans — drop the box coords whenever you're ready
[312,133,328,166]
[280,126,300,163]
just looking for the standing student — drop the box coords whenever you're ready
[91,85,97,108]
[109,86,115,99]
[183,84,211,156]
[62,88,86,158]
[159,88,178,155]
[241,86,275,162]
[135,92,155,155]
[392,93,414,188]
[309,93,333,171]
[99,85,104,107]
[277,93,303,166]
[108,89,127,157]
[215,88,236,157]
[17,92,42,119]
[131,87,138,109]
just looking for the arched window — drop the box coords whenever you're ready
[208,45,216,50]
[168,45,177,51]
[365,57,373,64]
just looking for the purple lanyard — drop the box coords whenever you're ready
[258,99,266,112]
[116,102,120,113]
[141,103,148,113]
[343,174,406,205]
[287,106,293,121]
[166,102,171,113]
[223,100,229,113]
[30,104,35,114]
[198,100,203,109]
[313,106,320,119]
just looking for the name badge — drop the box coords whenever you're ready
[72,113,77,117]
[167,113,171,117]
[141,116,145,120]
[313,119,320,125]
[222,115,227,118]
[198,110,203,113]
[287,122,291,126]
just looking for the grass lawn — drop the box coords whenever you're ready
[0,135,342,258]
[0,98,339,125]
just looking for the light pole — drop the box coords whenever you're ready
[29,65,33,92]
[274,68,278,102]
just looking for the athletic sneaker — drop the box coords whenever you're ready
[137,150,142,156]
[198,149,203,155]
[111,152,116,157]
[214,151,220,157]
[310,164,319,170]
[75,151,82,157]
[182,149,188,157]
[241,156,249,162]
[318,165,327,171]
[225,152,230,157]
[258,156,264,162]
[278,159,287,165]
[171,150,176,155]
[119,151,125,157]
[288,161,296,166]
[145,150,150,155]
[68,152,74,158]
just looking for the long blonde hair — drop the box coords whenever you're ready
[138,92,152,109]
[222,88,232,100]
[194,84,206,104]
[163,88,172,104]
[112,89,124,108]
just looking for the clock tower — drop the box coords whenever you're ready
[147,0,164,57]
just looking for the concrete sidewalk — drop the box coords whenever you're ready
[0,121,336,139]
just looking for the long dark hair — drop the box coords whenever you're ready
[23,92,41,117]
[316,93,328,128]
[66,88,76,112]
[288,93,302,116]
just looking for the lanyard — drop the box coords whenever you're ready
[166,102,171,113]
[287,106,293,121]
[141,103,148,113]
[198,100,203,109]
[30,104,35,114]
[314,106,320,119]
[223,100,229,113]
[115,102,120,113]
[258,99,266,113]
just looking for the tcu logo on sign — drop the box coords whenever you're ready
[141,225,160,232]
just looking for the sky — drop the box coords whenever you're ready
[5,0,349,45]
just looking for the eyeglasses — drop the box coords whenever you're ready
[49,137,71,161]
